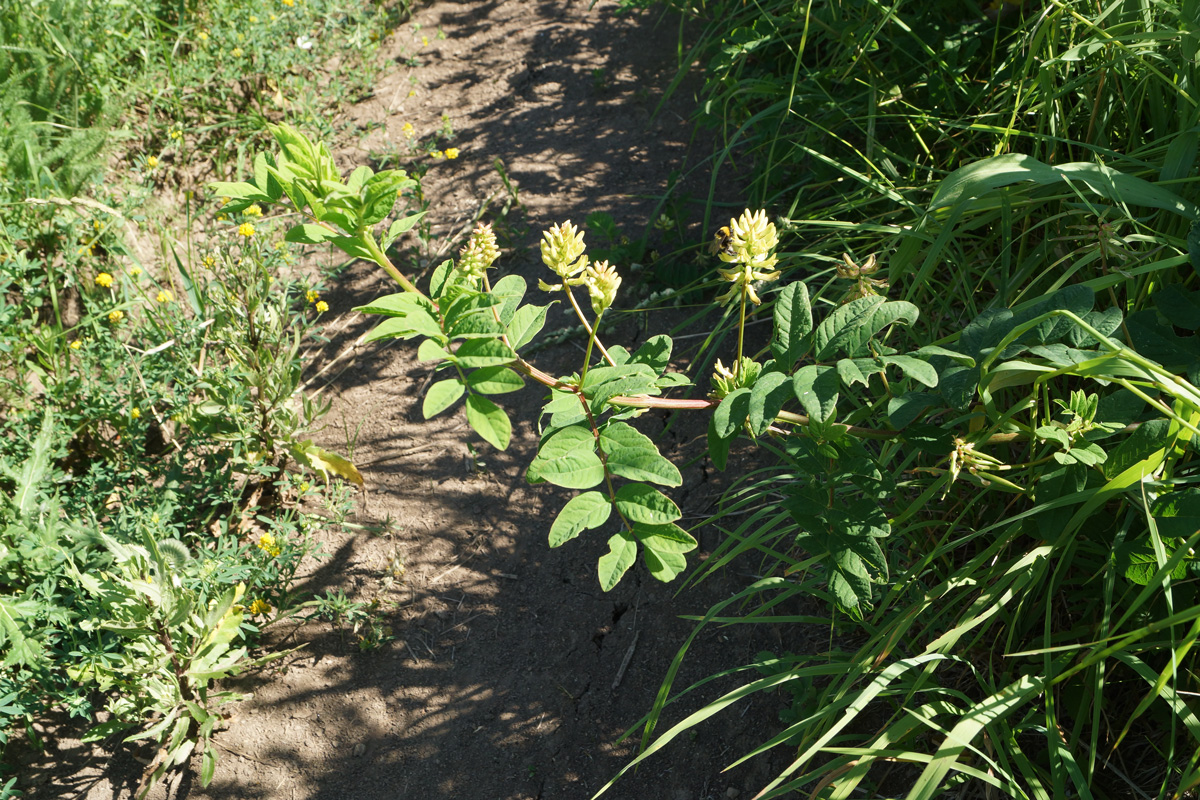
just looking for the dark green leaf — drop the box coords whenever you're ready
[771,282,813,370]
[793,365,839,423]
[748,371,792,435]
[713,388,751,438]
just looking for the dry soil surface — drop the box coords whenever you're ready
[23,2,820,798]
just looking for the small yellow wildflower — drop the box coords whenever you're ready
[130,408,141,420]
[238,223,255,238]
[245,203,263,217]
[256,533,282,557]
[408,89,416,98]
[203,255,216,269]
[306,289,319,304]
[248,15,258,23]
[282,0,294,6]
[108,309,124,324]
[146,156,159,169]
[169,129,182,140]
[127,265,143,277]
[444,147,460,160]
[93,219,102,231]
[430,150,444,159]
[299,481,311,493]
[95,272,114,288]
[315,300,329,313]
[421,35,429,47]
[197,30,209,42]
[401,122,415,138]
[70,340,82,350]
[156,290,173,303]
[249,598,273,616]
[270,13,277,21]
[231,47,243,57]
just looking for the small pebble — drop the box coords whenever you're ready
[726,788,740,799]
[352,743,366,758]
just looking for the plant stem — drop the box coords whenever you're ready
[734,285,747,380]
[580,309,604,384]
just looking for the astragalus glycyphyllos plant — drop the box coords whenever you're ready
[215,123,1200,799]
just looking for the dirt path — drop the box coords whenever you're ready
[32,2,809,798]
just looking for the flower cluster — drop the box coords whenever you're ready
[256,533,282,558]
[538,221,587,283]
[710,357,762,399]
[456,223,500,279]
[95,272,114,288]
[714,209,781,306]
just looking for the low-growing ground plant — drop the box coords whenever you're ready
[218,122,1200,799]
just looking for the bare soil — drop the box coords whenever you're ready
[21,2,819,798]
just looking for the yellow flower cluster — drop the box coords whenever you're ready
[249,598,272,616]
[306,289,319,304]
[127,266,143,277]
[156,290,173,303]
[146,156,159,170]
[108,309,124,324]
[445,147,460,160]
[257,533,282,557]
[95,272,114,288]
[245,203,263,217]
[315,300,329,313]
[401,122,415,138]
[130,408,141,420]
[238,223,255,238]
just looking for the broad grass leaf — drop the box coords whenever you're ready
[466,366,523,394]
[771,282,813,370]
[507,303,550,351]
[455,338,516,367]
[931,154,1200,218]
[548,491,612,547]
[465,394,511,450]
[422,378,464,419]
[748,371,792,435]
[599,422,682,486]
[614,483,681,524]
[527,425,604,488]
[597,532,637,591]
